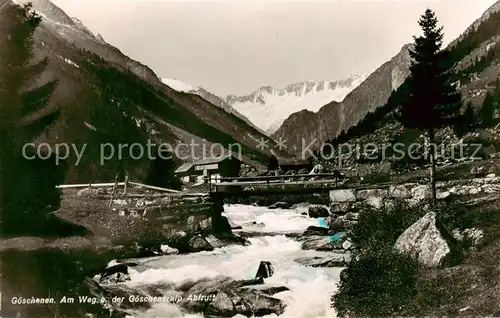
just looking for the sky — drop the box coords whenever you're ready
[52,0,498,96]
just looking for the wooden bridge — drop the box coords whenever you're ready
[207,173,343,198]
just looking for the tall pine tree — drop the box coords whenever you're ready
[0,2,65,235]
[396,9,462,205]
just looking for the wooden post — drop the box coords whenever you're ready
[109,174,119,206]
[210,174,214,192]
[88,181,92,196]
[123,172,129,196]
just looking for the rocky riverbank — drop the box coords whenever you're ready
[1,199,348,318]
[332,189,500,317]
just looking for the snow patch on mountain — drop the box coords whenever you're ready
[161,78,265,134]
[226,74,369,133]
[161,78,195,93]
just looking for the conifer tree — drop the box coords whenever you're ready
[396,9,462,206]
[480,91,495,127]
[0,2,63,235]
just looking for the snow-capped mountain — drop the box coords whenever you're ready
[225,74,369,133]
[161,78,265,134]
[161,78,195,93]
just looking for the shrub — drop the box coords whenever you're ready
[333,249,420,317]
[333,197,490,316]
[350,202,426,255]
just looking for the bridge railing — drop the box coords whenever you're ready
[206,173,341,193]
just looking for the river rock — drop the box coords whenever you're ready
[205,234,225,248]
[325,216,346,231]
[304,226,329,236]
[242,221,266,229]
[330,203,351,215]
[342,239,354,251]
[160,244,179,255]
[394,211,450,267]
[308,205,329,218]
[245,285,290,296]
[187,216,202,232]
[97,264,131,285]
[299,235,344,251]
[204,289,286,317]
[187,216,232,234]
[188,235,214,252]
[184,277,286,317]
[199,217,212,232]
[330,189,356,203]
[295,255,347,267]
[255,261,274,279]
[268,202,291,209]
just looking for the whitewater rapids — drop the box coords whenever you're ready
[124,204,343,318]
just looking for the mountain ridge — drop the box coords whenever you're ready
[273,44,413,156]
[4,0,289,182]
[160,77,265,134]
[226,74,369,133]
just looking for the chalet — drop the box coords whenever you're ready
[268,155,312,173]
[175,154,241,184]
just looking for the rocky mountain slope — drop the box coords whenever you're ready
[4,0,288,182]
[275,0,500,158]
[273,46,412,156]
[226,74,368,133]
[161,78,264,134]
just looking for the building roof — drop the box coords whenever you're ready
[175,162,194,174]
[175,154,240,174]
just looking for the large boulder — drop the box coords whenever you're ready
[255,261,274,279]
[96,264,131,285]
[188,216,232,234]
[308,205,330,218]
[330,189,356,203]
[394,212,450,267]
[183,276,286,317]
[204,289,286,317]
